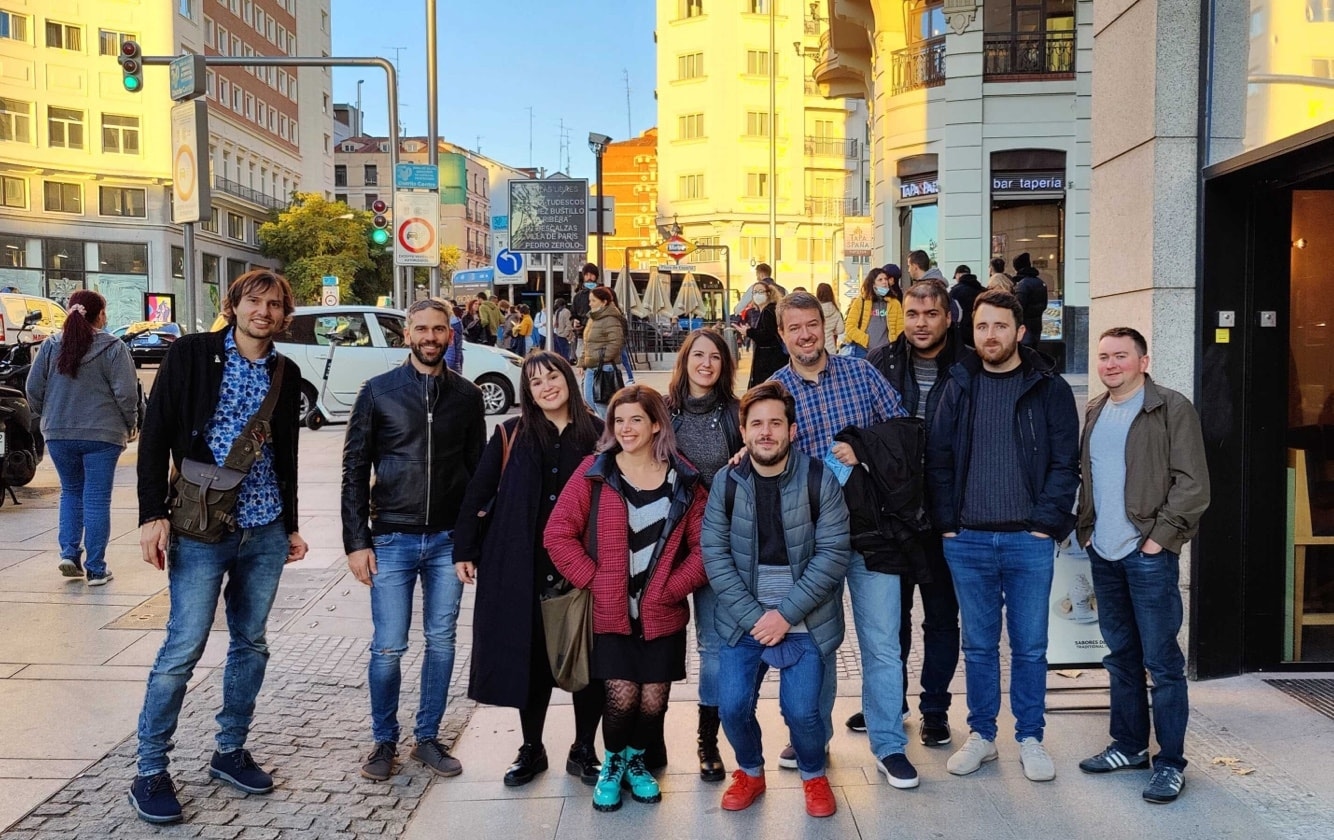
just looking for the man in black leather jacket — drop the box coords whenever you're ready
[341,299,485,783]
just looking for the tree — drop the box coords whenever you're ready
[258,193,383,305]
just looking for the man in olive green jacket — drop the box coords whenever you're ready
[1074,326,1209,806]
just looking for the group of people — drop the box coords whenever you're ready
[38,263,1201,825]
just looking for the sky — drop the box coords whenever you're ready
[329,0,658,180]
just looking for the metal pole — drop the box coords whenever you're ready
[182,222,197,331]
[545,257,554,351]
[768,0,777,268]
[355,79,363,135]
[595,151,606,284]
[724,244,732,319]
[426,0,440,298]
[831,227,843,296]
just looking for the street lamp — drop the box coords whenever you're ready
[589,132,612,284]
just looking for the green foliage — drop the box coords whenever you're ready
[258,193,388,305]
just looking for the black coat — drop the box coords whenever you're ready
[1014,269,1048,346]
[866,329,969,423]
[748,303,786,387]
[834,420,933,581]
[454,415,603,708]
[948,275,984,344]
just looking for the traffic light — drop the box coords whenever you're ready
[118,40,143,93]
[370,199,390,247]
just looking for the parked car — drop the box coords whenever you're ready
[111,322,183,367]
[276,305,523,417]
[0,293,65,349]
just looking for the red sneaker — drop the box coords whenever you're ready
[803,775,837,818]
[721,769,766,811]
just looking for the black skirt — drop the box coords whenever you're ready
[591,630,687,684]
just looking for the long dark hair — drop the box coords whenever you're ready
[56,289,107,378]
[666,329,735,412]
[517,350,600,451]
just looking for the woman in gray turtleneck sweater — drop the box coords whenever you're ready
[665,329,743,784]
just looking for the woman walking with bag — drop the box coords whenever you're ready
[454,350,606,787]
[26,290,139,585]
[578,287,626,419]
[665,329,742,783]
[546,385,709,813]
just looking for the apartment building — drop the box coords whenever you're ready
[0,0,332,328]
[586,128,659,274]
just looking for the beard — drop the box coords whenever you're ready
[791,344,825,367]
[410,341,445,367]
[748,438,791,467]
[977,339,1018,367]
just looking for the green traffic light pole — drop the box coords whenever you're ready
[131,54,406,313]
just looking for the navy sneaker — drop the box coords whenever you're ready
[878,753,920,789]
[209,749,274,794]
[86,569,114,587]
[1143,766,1185,803]
[58,556,84,578]
[128,771,182,824]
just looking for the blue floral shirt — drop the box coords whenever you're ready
[204,330,283,528]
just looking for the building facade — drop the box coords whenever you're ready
[587,128,659,275]
[0,0,332,329]
[817,0,1093,371]
[655,0,870,308]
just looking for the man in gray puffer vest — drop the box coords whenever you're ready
[700,380,851,819]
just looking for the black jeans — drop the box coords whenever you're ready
[898,563,960,718]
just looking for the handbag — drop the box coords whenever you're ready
[475,422,513,543]
[541,481,599,692]
[168,357,285,543]
[591,351,624,404]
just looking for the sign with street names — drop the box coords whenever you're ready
[508,179,589,253]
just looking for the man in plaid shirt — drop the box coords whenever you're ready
[769,292,921,791]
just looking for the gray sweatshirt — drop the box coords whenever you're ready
[26,331,139,447]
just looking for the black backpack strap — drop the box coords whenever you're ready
[586,480,601,559]
[807,459,823,529]
[724,468,737,520]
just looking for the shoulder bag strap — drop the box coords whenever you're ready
[221,352,286,472]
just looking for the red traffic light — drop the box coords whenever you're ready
[371,199,387,214]
[121,40,140,58]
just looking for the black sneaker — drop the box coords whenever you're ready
[1143,766,1184,803]
[86,569,114,587]
[846,711,867,732]
[58,556,84,578]
[1079,744,1150,774]
[566,741,601,786]
[411,737,462,777]
[878,753,920,789]
[920,715,952,747]
[208,749,274,794]
[361,741,398,781]
[504,743,549,787]
[128,771,182,824]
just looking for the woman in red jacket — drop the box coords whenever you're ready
[545,385,708,814]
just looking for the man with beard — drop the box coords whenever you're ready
[925,289,1079,783]
[702,380,851,818]
[769,293,921,791]
[840,280,968,747]
[341,298,486,782]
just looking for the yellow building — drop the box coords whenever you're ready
[655,0,870,307]
[586,128,659,274]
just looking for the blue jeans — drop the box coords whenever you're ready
[943,529,1054,743]
[621,348,635,382]
[1088,545,1189,771]
[719,634,827,779]
[136,521,289,775]
[368,530,463,744]
[899,564,960,717]
[553,335,571,361]
[843,344,867,359]
[694,585,721,707]
[582,365,615,419]
[46,439,123,576]
[846,552,907,759]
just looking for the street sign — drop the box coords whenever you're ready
[508,179,589,253]
[454,268,495,284]
[492,230,525,284]
[393,191,440,267]
[843,216,873,258]
[587,197,615,236]
[170,100,210,224]
[658,234,696,264]
[169,54,207,101]
[322,287,340,306]
[395,163,439,190]
[322,275,338,286]
[491,215,508,231]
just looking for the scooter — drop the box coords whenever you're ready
[0,381,42,507]
[0,311,44,390]
[304,326,361,431]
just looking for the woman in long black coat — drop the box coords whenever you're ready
[739,279,786,387]
[454,350,605,787]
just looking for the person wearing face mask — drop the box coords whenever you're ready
[737,280,785,387]
[571,263,603,335]
[845,266,905,357]
[579,287,627,418]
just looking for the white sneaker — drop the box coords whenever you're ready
[1019,738,1055,782]
[946,733,998,776]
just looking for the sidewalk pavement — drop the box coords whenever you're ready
[3,356,1334,838]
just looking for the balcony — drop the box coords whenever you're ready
[804,135,857,158]
[890,37,946,96]
[983,30,1076,79]
[214,177,285,211]
[804,197,859,219]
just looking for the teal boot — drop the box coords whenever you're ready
[592,749,627,812]
[623,747,662,804]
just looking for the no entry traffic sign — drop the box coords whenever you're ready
[393,191,440,268]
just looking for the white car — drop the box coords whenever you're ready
[277,305,522,417]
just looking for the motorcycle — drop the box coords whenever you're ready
[0,311,44,390]
[0,311,46,505]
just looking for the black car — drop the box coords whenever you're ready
[112,322,183,367]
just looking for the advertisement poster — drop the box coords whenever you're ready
[1047,539,1109,668]
[144,292,176,324]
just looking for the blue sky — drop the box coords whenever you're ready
[329,0,658,179]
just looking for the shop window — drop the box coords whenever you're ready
[98,242,147,274]
[898,203,939,270]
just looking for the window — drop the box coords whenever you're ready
[678,173,704,199]
[101,114,140,154]
[678,52,704,79]
[746,172,769,198]
[217,26,227,53]
[678,112,704,140]
[230,35,241,58]
[364,193,379,209]
[178,0,196,20]
[45,21,81,51]
[47,107,84,150]
[747,0,771,12]
[982,0,1076,75]
[334,192,348,204]
[1,10,29,41]
[746,50,772,76]
[244,0,253,25]
[227,212,245,240]
[334,165,347,186]
[741,235,781,261]
[43,181,82,214]
[1,175,24,208]
[745,111,771,137]
[797,237,830,262]
[364,165,378,186]
[98,29,134,56]
[219,79,230,105]
[172,246,185,279]
[0,97,31,143]
[99,186,147,217]
[907,0,946,42]
[1313,58,1334,79]
[203,253,220,285]
[678,0,703,18]
[200,207,219,233]
[99,242,147,273]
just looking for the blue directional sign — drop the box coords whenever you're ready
[169,54,207,102]
[322,275,338,286]
[395,163,439,190]
[496,249,523,276]
[491,215,508,231]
